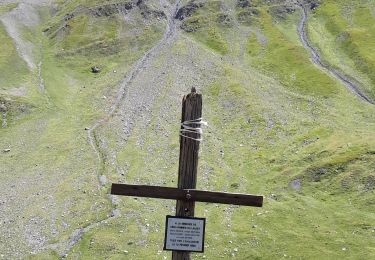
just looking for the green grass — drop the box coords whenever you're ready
[0,23,31,89]
[0,3,17,15]
[308,0,375,99]
[2,0,375,259]
[194,26,229,55]
[1,0,166,257]
[61,14,118,50]
[180,1,230,54]
[245,7,339,97]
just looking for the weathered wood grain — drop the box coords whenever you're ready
[110,184,263,207]
[174,88,202,260]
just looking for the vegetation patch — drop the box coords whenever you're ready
[0,95,33,127]
[308,0,375,98]
[305,162,348,182]
[245,8,338,96]
[237,8,260,25]
[0,3,18,15]
[268,5,296,21]
[178,1,230,54]
[362,175,375,192]
[57,14,118,51]
[301,148,375,194]
[0,23,30,89]
[135,0,166,19]
[196,27,229,54]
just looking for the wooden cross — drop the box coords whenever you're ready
[111,88,263,260]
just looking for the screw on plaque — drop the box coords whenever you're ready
[185,190,192,200]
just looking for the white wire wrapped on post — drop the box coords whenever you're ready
[180,118,208,142]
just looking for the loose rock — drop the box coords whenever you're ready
[0,103,7,112]
[237,0,252,8]
[91,66,101,73]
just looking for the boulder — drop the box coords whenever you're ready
[175,1,204,20]
[91,66,101,73]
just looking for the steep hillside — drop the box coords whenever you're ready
[0,0,374,259]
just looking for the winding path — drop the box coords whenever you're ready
[44,0,182,256]
[78,0,181,254]
[87,0,181,173]
[296,2,374,105]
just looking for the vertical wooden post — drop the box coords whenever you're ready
[172,88,202,260]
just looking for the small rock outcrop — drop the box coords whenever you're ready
[237,0,253,8]
[136,0,165,19]
[237,8,260,24]
[305,0,321,10]
[268,5,296,20]
[91,66,101,73]
[175,1,204,20]
[0,103,7,113]
[217,14,232,26]
[90,2,134,17]
[180,18,201,32]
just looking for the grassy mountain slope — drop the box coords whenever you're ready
[308,0,375,99]
[0,0,374,259]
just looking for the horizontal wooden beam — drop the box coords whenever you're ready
[111,184,263,207]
